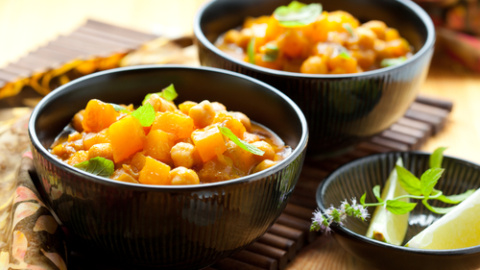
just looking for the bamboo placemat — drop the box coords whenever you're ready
[0,19,453,270]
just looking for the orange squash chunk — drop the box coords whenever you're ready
[108,115,146,163]
[83,129,110,150]
[81,99,119,133]
[212,111,246,139]
[152,111,194,139]
[144,129,175,164]
[138,156,171,185]
[191,125,227,162]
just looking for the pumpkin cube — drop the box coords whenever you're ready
[108,115,146,163]
[138,156,171,185]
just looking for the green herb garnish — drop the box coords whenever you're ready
[219,126,264,156]
[339,50,351,59]
[359,147,475,215]
[74,157,114,177]
[131,103,156,127]
[110,103,128,112]
[262,43,279,62]
[273,1,322,27]
[247,38,256,64]
[380,56,407,68]
[343,23,354,36]
[310,147,476,233]
[142,83,178,105]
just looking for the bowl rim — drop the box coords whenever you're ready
[193,0,436,79]
[28,64,309,191]
[316,150,480,255]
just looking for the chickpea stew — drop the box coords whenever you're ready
[215,1,413,74]
[50,85,291,185]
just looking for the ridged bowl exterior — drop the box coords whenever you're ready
[317,152,480,270]
[28,65,308,269]
[194,0,436,156]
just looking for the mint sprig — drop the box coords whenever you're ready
[219,126,264,156]
[247,38,256,64]
[131,103,156,127]
[273,1,322,27]
[361,147,475,215]
[74,156,114,177]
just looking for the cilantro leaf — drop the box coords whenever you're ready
[273,1,322,27]
[219,126,264,156]
[74,157,114,177]
[131,103,156,127]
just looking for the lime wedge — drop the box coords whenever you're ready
[366,158,409,245]
[406,188,480,249]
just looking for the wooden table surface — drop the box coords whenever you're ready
[1,1,479,269]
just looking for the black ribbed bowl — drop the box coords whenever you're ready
[194,0,435,157]
[316,151,480,270]
[28,65,308,269]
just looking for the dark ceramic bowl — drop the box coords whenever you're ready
[194,0,435,156]
[316,151,480,270]
[28,65,308,269]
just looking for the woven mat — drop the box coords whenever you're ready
[0,20,453,270]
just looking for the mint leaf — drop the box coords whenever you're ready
[247,38,256,64]
[422,199,456,215]
[396,165,422,196]
[131,103,155,127]
[435,188,475,204]
[74,157,114,177]
[219,126,264,156]
[372,185,383,203]
[429,147,447,168]
[142,84,178,105]
[343,23,354,36]
[360,193,366,205]
[380,56,407,68]
[273,1,322,27]
[420,168,444,199]
[262,43,279,62]
[386,199,417,215]
[339,51,351,59]
[110,103,128,112]
[159,84,178,101]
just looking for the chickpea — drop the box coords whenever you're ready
[362,20,387,40]
[178,101,197,115]
[356,27,377,50]
[189,100,216,128]
[385,28,400,41]
[300,55,328,74]
[71,110,84,132]
[253,159,277,173]
[243,132,260,143]
[251,141,275,161]
[87,143,114,161]
[211,102,227,112]
[145,93,176,112]
[68,131,82,142]
[170,167,200,185]
[170,142,197,169]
